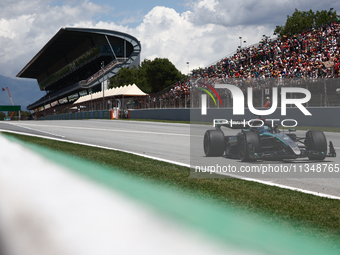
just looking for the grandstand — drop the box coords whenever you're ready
[16,27,141,117]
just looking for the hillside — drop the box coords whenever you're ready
[0,75,44,111]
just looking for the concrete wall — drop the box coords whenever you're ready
[130,107,340,127]
[129,108,190,121]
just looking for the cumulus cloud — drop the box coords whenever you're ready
[187,0,340,27]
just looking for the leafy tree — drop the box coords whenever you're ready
[139,58,186,93]
[0,111,6,120]
[109,58,185,94]
[19,110,33,120]
[4,110,32,120]
[274,8,337,37]
[109,65,139,89]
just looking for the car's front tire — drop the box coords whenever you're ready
[203,130,225,157]
[238,131,261,162]
[305,130,327,160]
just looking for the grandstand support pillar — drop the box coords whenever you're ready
[101,61,105,110]
[306,84,309,108]
[105,35,117,61]
[124,39,126,60]
[324,79,329,107]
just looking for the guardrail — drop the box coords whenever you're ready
[40,110,112,120]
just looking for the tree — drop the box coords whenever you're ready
[139,58,186,93]
[109,58,186,94]
[274,8,337,37]
[109,65,139,89]
[19,110,33,120]
[0,111,5,120]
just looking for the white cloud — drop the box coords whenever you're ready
[196,0,218,12]
[131,6,274,73]
[187,0,340,27]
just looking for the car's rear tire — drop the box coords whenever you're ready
[238,131,261,162]
[305,130,327,160]
[203,130,225,157]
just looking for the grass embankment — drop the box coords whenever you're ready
[4,132,340,247]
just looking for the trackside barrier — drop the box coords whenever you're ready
[0,134,339,255]
[40,110,113,120]
[111,108,119,119]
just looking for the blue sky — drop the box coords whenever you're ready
[1,0,340,78]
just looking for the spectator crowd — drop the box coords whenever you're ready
[192,21,340,82]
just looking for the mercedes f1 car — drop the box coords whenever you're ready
[203,119,336,161]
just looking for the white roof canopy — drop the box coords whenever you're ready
[74,84,147,105]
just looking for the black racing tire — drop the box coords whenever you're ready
[225,136,232,155]
[305,130,327,160]
[238,131,261,162]
[203,130,225,157]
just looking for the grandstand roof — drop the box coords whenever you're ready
[73,84,147,105]
[16,27,140,79]
[17,27,141,111]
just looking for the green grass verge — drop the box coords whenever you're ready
[4,132,340,247]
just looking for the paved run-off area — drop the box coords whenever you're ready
[1,120,340,197]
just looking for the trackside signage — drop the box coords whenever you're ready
[0,105,21,111]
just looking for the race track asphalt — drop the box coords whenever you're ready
[1,119,340,197]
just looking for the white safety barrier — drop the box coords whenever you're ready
[0,135,246,255]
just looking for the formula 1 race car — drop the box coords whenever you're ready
[203,119,336,161]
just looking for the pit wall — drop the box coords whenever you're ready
[40,110,112,120]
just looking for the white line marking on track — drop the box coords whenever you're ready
[3,123,65,138]
[5,123,191,137]
[0,129,190,167]
[1,129,340,200]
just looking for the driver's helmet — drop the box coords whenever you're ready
[251,118,266,127]
[257,125,270,134]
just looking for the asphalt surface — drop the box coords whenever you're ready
[1,120,340,197]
